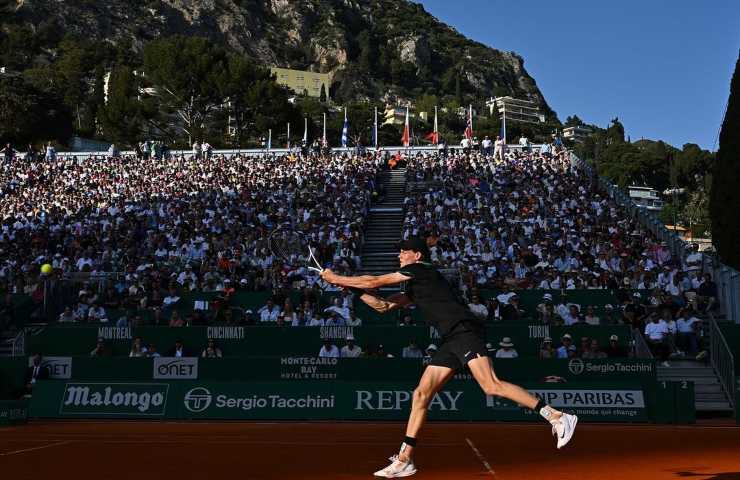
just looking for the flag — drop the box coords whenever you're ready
[464,104,473,140]
[500,103,506,144]
[425,106,439,145]
[302,117,308,145]
[401,107,410,147]
[286,122,291,149]
[267,129,272,150]
[341,108,349,147]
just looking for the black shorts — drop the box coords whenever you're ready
[430,325,488,371]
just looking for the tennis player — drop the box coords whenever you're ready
[320,236,577,478]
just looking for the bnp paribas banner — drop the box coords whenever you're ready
[31,381,650,422]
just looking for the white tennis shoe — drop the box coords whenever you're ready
[552,413,578,449]
[373,455,417,478]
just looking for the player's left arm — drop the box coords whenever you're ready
[358,291,413,314]
[321,270,410,290]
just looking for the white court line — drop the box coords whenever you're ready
[465,437,498,479]
[0,438,460,447]
[0,440,72,457]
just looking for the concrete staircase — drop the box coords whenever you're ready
[359,169,406,276]
[657,359,733,412]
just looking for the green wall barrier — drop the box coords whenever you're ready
[37,356,657,386]
[0,399,29,425]
[0,358,26,399]
[30,380,652,422]
[26,324,632,358]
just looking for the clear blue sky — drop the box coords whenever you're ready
[418,0,739,151]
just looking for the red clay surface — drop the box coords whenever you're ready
[1,421,739,480]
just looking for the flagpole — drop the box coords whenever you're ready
[469,104,473,138]
[374,107,378,149]
[322,113,327,147]
[502,104,507,144]
[268,129,272,151]
[287,122,290,150]
[434,106,438,146]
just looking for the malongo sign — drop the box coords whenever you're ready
[59,383,169,416]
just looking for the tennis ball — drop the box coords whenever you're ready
[40,263,53,275]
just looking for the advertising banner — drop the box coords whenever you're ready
[28,356,72,380]
[31,380,650,422]
[153,357,198,380]
[42,382,172,418]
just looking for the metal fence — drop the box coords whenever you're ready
[569,151,739,325]
[709,319,735,408]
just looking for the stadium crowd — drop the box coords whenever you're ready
[0,150,380,327]
[0,139,716,364]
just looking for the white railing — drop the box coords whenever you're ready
[11,329,25,357]
[23,143,544,160]
[709,319,735,408]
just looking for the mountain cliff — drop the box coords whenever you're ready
[3,0,552,111]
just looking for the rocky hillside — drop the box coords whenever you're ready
[4,0,552,112]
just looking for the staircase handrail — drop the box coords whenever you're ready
[709,318,735,408]
[631,327,654,359]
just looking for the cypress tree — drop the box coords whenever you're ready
[709,51,740,269]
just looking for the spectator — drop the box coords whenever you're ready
[604,335,628,358]
[495,337,518,358]
[169,310,185,327]
[583,306,600,325]
[345,309,362,326]
[501,294,525,321]
[87,302,108,323]
[318,338,339,358]
[644,314,670,366]
[147,344,161,358]
[58,306,77,323]
[402,340,423,359]
[539,337,555,359]
[562,305,581,326]
[340,335,362,358]
[583,339,607,359]
[129,336,148,357]
[90,338,110,357]
[167,339,191,357]
[399,313,415,327]
[324,297,350,321]
[201,339,223,358]
[259,299,281,323]
[556,334,573,359]
[23,353,50,396]
[676,308,700,357]
[467,295,488,320]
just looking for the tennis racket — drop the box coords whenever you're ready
[268,227,324,273]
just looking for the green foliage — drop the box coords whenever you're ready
[710,52,740,268]
[98,66,145,145]
[0,75,72,145]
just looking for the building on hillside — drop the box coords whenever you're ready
[563,125,593,143]
[488,96,545,124]
[270,67,332,99]
[383,106,422,126]
[628,186,664,211]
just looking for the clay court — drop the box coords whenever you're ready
[1,421,739,479]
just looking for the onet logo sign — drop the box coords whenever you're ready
[184,387,213,413]
[153,357,198,379]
